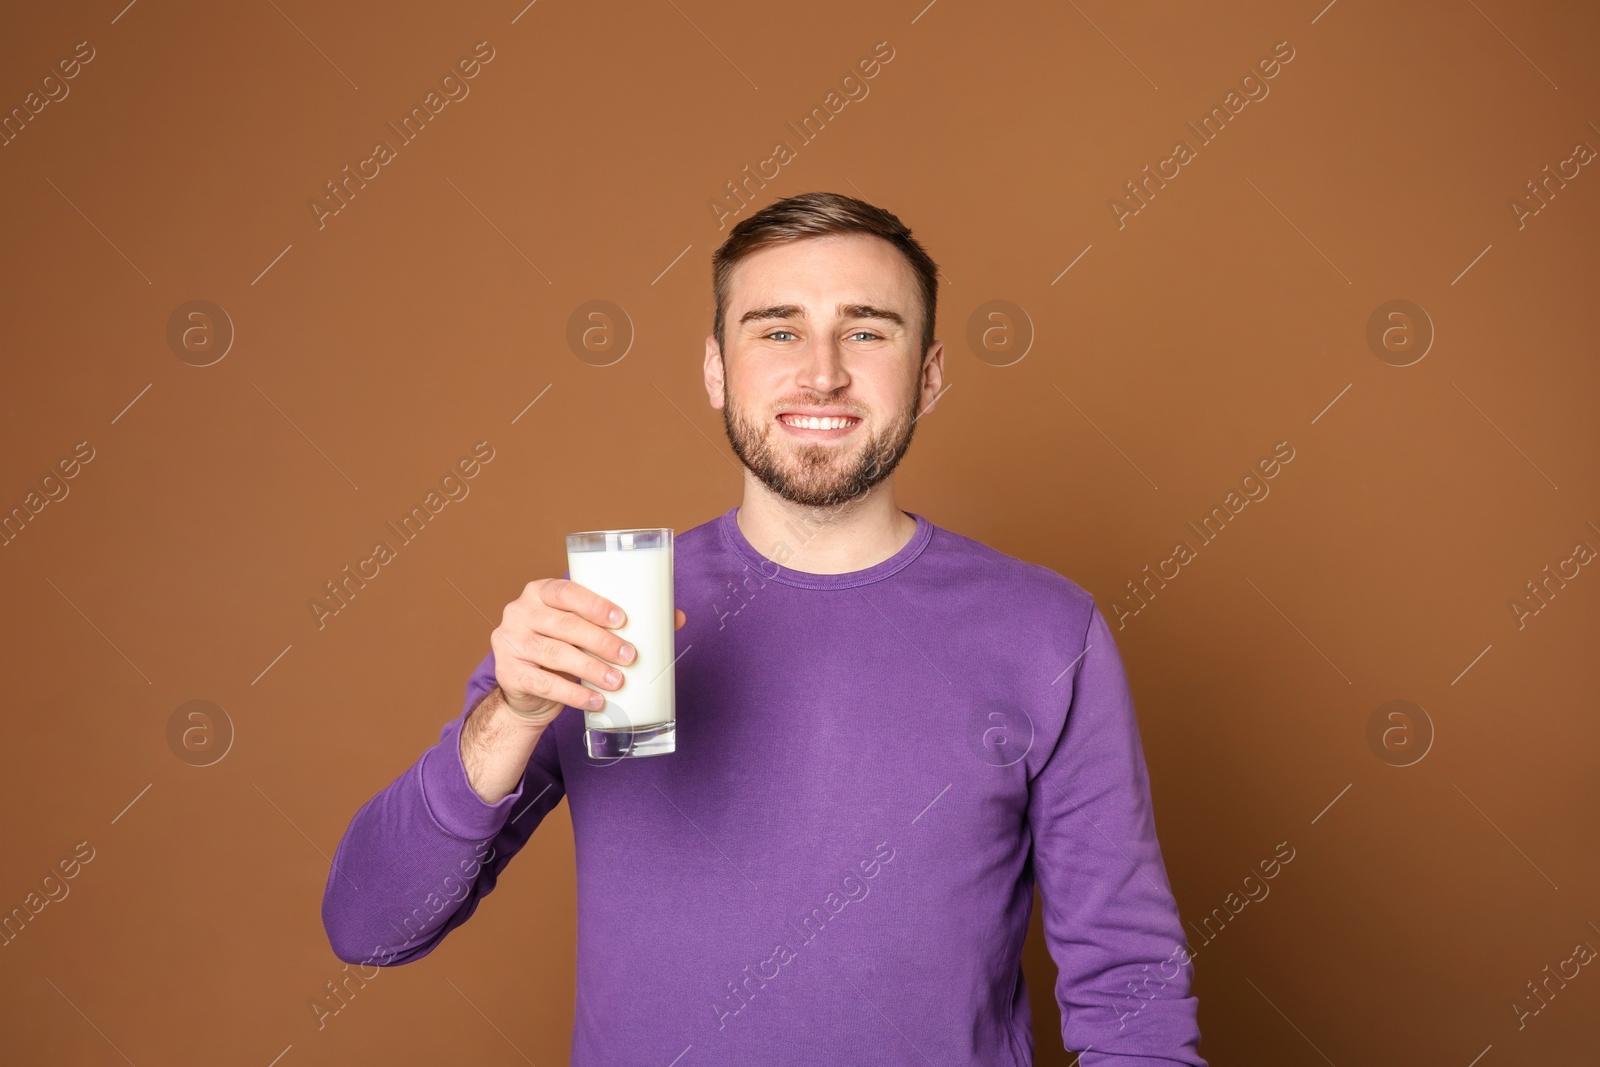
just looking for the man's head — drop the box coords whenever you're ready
[704,191,944,510]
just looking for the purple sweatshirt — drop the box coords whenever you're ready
[322,506,1206,1065]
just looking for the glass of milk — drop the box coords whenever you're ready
[564,527,676,759]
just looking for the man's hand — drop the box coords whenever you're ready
[460,578,686,804]
[491,577,687,729]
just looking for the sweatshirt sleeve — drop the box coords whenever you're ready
[320,649,568,966]
[1026,602,1207,1066]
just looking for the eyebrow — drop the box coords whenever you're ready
[738,302,906,330]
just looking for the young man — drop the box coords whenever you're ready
[322,192,1206,1065]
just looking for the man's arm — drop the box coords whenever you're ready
[320,650,567,966]
[1027,602,1207,1066]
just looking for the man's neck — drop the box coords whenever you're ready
[734,479,917,575]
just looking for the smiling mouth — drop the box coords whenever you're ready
[777,413,862,435]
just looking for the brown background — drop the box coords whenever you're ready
[2,0,1597,1063]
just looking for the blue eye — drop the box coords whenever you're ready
[766,330,796,341]
[849,331,881,341]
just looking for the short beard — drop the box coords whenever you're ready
[719,369,919,511]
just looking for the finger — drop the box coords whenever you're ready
[539,603,636,670]
[542,577,626,628]
[675,609,686,629]
[522,629,627,693]
[503,662,607,712]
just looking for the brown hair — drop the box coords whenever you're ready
[711,191,940,362]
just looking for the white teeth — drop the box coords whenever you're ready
[781,415,856,430]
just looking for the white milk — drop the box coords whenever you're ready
[565,529,675,733]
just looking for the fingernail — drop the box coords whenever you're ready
[609,609,625,625]
[604,669,622,687]
[619,643,636,664]
[589,693,605,711]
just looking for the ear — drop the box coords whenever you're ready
[703,333,725,411]
[916,339,945,418]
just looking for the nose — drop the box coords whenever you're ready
[798,333,851,394]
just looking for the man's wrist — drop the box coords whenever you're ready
[459,687,545,804]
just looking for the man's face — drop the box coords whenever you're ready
[703,234,944,510]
